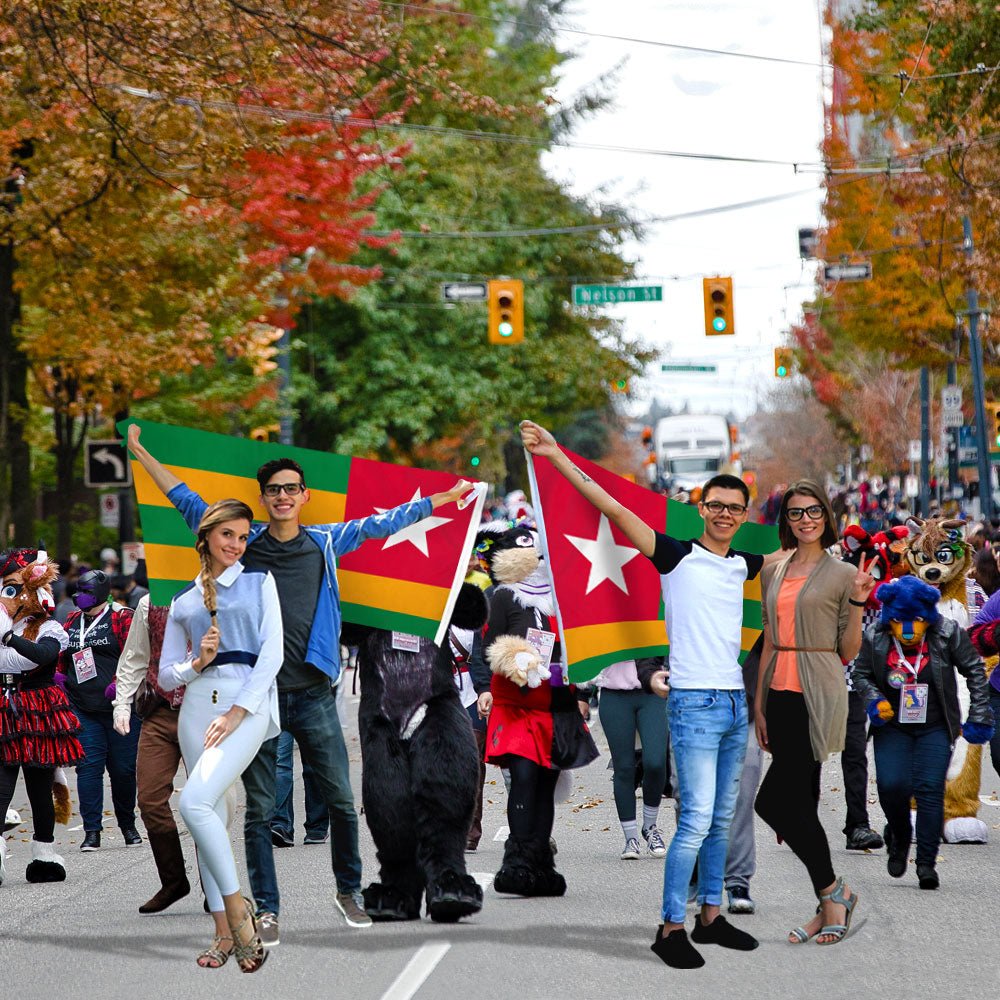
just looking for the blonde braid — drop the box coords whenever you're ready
[196,538,218,618]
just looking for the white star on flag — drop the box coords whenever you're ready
[565,514,640,595]
[375,489,451,556]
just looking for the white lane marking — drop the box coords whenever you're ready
[67,824,83,832]
[470,872,494,890]
[492,825,509,842]
[380,942,451,1000]
[979,795,1000,807]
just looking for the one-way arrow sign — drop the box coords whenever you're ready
[85,440,132,488]
[441,282,488,302]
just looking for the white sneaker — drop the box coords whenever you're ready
[620,837,641,860]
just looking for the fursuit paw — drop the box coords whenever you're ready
[361,882,421,921]
[866,698,893,726]
[426,871,483,923]
[487,636,542,688]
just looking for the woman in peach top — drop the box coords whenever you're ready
[754,480,875,947]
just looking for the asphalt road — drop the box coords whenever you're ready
[4,682,1000,1000]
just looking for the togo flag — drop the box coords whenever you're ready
[121,420,486,644]
[526,445,778,682]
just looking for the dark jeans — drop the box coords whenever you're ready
[242,683,361,915]
[841,688,872,834]
[755,690,835,894]
[466,704,487,849]
[271,728,330,841]
[873,723,952,866]
[988,688,1000,781]
[75,707,141,833]
[599,688,668,823]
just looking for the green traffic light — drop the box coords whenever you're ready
[776,365,788,377]
[498,321,514,338]
[712,317,727,332]
[470,456,481,467]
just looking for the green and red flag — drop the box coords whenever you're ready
[120,420,486,644]
[526,446,778,682]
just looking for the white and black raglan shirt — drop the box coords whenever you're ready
[649,534,764,691]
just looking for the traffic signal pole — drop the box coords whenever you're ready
[964,216,993,521]
[919,366,930,516]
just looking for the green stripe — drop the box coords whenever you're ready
[137,504,196,547]
[119,418,351,493]
[340,603,438,639]
[742,599,763,630]
[149,578,190,606]
[567,644,669,683]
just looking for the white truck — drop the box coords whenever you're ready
[653,414,735,493]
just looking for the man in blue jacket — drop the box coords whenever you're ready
[127,425,471,942]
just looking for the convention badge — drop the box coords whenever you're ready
[899,683,929,724]
[525,627,556,670]
[887,668,908,690]
[391,632,421,653]
[72,646,98,683]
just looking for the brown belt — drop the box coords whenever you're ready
[773,645,836,653]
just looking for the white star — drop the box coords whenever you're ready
[565,514,640,595]
[375,489,452,556]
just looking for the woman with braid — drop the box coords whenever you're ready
[159,499,282,973]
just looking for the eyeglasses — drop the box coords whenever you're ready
[262,482,305,497]
[702,500,748,516]
[786,504,825,521]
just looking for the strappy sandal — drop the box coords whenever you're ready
[816,877,858,945]
[196,935,233,969]
[230,897,269,973]
[788,904,821,944]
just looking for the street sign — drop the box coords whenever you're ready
[85,440,132,488]
[99,493,120,529]
[121,541,145,576]
[859,444,873,462]
[941,386,962,410]
[573,284,663,305]
[942,408,963,428]
[823,261,872,282]
[908,439,922,462]
[441,282,488,302]
[660,363,718,373]
[959,425,978,467]
[904,474,919,498]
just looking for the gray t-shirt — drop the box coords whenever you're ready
[245,528,326,691]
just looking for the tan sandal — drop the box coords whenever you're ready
[230,897,268,974]
[196,935,232,969]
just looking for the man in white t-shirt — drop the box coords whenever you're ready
[520,420,764,970]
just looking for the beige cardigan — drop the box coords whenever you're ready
[760,552,856,761]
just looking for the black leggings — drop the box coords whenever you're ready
[0,764,55,842]
[754,690,836,894]
[506,756,560,842]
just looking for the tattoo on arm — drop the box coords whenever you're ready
[570,463,593,484]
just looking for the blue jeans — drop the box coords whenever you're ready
[74,708,141,833]
[271,728,330,840]
[873,723,952,866]
[242,684,361,915]
[662,689,747,923]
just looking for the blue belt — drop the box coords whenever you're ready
[212,650,259,668]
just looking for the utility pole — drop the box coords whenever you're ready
[919,366,930,516]
[946,357,960,503]
[964,216,993,521]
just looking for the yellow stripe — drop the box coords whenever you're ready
[142,544,447,618]
[563,619,761,656]
[744,576,761,601]
[132,464,347,522]
[338,569,447,618]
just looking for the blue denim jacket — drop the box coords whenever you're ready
[166,481,433,683]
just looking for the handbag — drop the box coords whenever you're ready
[133,677,166,720]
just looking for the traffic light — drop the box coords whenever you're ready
[488,278,524,344]
[774,347,793,378]
[986,401,1000,447]
[703,276,734,336]
[610,377,630,394]
[470,455,481,468]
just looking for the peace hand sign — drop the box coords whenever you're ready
[851,555,877,604]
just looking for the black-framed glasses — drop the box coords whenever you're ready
[263,482,305,497]
[786,504,825,521]
[702,500,747,516]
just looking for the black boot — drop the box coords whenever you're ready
[526,837,566,897]
[492,836,537,896]
[426,870,483,923]
[139,831,191,913]
[884,824,909,879]
[362,882,422,921]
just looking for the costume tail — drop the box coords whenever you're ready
[52,767,72,825]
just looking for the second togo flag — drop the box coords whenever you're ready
[122,420,485,644]
[527,445,779,682]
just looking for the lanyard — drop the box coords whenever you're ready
[889,635,926,680]
[78,606,110,647]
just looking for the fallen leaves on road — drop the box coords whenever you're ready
[571,797,603,813]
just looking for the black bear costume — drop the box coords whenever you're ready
[346,583,487,922]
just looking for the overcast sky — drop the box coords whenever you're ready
[544,0,827,420]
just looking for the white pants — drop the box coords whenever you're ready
[178,671,268,913]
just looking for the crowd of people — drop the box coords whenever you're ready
[2,419,1000,974]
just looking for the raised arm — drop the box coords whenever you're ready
[127,424,182,496]
[520,420,655,557]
